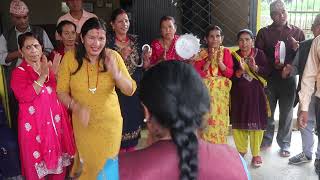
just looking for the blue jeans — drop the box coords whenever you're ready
[301,95,320,159]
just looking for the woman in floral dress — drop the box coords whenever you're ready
[193,25,233,144]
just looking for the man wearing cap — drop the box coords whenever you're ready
[255,0,305,157]
[280,14,320,171]
[56,0,96,39]
[0,0,54,130]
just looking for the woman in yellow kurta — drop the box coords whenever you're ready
[56,17,136,179]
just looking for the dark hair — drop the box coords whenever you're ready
[237,29,254,41]
[18,32,41,49]
[110,8,127,23]
[159,16,176,28]
[140,61,210,180]
[74,17,107,74]
[56,20,76,35]
[205,25,224,38]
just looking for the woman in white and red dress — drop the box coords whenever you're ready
[11,32,75,180]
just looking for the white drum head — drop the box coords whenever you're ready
[175,34,200,59]
[279,41,286,64]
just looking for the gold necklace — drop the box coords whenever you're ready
[87,62,99,94]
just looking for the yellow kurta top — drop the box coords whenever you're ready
[57,50,136,179]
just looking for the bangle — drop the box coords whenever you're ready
[114,71,122,81]
[34,81,43,87]
[67,99,74,110]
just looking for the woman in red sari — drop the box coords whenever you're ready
[144,16,182,68]
[11,32,75,180]
[193,25,233,144]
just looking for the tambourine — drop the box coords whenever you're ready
[175,34,200,60]
[274,41,286,64]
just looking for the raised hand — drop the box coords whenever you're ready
[248,56,258,72]
[51,52,62,75]
[104,49,120,80]
[290,37,299,51]
[216,48,223,63]
[120,46,133,60]
[203,60,211,72]
[281,64,293,79]
[239,58,245,70]
[39,54,51,79]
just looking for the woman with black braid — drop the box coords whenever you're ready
[98,61,250,180]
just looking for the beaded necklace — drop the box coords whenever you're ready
[87,61,99,94]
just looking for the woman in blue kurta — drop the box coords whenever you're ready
[108,8,144,152]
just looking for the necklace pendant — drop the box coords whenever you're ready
[88,88,97,94]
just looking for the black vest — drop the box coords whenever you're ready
[3,26,44,68]
[294,39,313,106]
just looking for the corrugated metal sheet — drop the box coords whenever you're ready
[131,0,253,46]
[212,0,251,46]
[131,0,179,45]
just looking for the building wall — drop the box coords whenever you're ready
[0,0,120,44]
[0,0,120,30]
[212,0,251,46]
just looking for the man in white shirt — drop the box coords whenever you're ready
[0,0,54,130]
[56,0,97,39]
[298,35,320,174]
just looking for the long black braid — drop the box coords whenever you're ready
[140,61,210,180]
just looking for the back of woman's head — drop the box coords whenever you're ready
[140,61,210,180]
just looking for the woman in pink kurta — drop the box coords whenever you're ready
[11,32,75,180]
[144,16,182,68]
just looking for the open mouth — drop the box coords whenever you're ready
[121,27,128,31]
[90,47,101,52]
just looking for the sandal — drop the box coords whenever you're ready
[279,149,291,157]
[251,156,263,168]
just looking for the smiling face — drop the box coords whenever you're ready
[205,29,223,49]
[111,13,130,36]
[81,28,106,59]
[238,32,253,53]
[160,19,176,41]
[20,37,42,63]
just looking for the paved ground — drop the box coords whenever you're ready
[139,130,319,180]
[228,132,319,180]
